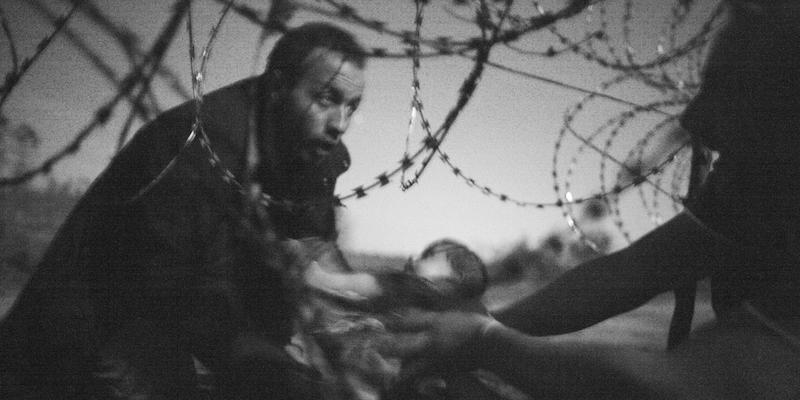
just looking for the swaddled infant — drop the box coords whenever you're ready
[284,239,489,400]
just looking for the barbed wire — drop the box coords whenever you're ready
[295,0,715,212]
[0,0,190,187]
[0,9,20,79]
[54,0,194,149]
[1,0,723,246]
[311,0,616,201]
[26,0,157,126]
[607,115,685,243]
[576,102,687,247]
[0,1,81,111]
[397,0,493,191]
[399,0,428,189]
[548,1,718,247]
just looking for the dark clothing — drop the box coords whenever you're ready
[679,13,800,319]
[0,77,350,399]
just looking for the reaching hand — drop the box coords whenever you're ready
[381,308,498,367]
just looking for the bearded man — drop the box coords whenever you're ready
[0,22,367,400]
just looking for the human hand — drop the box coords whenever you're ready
[381,308,499,366]
[302,260,382,301]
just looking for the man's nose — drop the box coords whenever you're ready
[326,106,349,138]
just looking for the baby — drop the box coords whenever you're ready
[284,239,489,400]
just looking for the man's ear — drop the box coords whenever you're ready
[261,69,284,107]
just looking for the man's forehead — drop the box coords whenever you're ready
[301,47,365,90]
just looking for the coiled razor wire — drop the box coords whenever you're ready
[0,0,189,187]
[1,0,725,247]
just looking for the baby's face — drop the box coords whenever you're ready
[410,252,454,281]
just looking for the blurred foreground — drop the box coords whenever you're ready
[1,183,714,353]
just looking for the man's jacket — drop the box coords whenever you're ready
[0,77,350,397]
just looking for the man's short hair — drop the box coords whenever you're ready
[264,22,367,91]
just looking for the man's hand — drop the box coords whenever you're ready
[381,308,497,366]
[302,260,382,300]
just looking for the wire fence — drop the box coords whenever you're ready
[0,0,722,248]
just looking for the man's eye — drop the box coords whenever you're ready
[346,103,358,116]
[316,93,335,106]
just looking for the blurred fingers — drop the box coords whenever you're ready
[383,308,437,332]
[378,332,432,359]
[397,357,435,382]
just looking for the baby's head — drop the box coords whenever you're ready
[405,239,488,299]
[294,239,489,399]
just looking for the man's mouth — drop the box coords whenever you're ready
[311,140,336,155]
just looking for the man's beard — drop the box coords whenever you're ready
[257,134,328,198]
[270,104,328,169]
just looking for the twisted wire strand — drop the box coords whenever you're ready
[561,101,687,249]
[2,0,717,249]
[210,0,698,208]
[0,0,189,187]
[0,7,20,76]
[0,1,81,111]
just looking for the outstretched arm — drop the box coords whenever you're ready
[495,211,717,335]
[385,309,684,399]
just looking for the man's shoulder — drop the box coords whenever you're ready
[135,76,258,142]
[76,77,259,206]
[128,78,259,167]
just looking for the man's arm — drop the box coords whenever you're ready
[495,211,716,335]
[385,309,682,399]
[476,323,682,399]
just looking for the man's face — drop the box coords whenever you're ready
[276,48,365,164]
